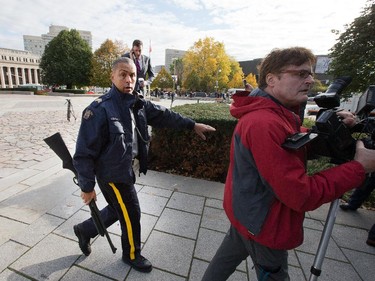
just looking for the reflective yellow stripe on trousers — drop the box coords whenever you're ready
[109,182,135,260]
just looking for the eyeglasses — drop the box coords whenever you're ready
[280,69,314,79]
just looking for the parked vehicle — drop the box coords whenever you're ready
[193,92,207,97]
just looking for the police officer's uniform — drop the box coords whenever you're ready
[73,85,195,261]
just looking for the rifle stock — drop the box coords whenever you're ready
[44,132,117,254]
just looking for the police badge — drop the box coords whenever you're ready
[83,109,94,120]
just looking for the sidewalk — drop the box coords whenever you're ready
[0,94,374,281]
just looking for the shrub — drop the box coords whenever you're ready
[148,103,236,183]
[53,89,86,94]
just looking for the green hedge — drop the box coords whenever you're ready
[148,103,237,183]
[0,87,37,93]
[53,89,86,94]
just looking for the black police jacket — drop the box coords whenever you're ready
[73,86,195,192]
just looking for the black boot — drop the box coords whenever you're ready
[123,255,152,273]
[74,224,91,256]
[339,203,357,211]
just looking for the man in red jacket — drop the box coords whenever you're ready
[202,47,375,281]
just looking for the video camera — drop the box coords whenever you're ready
[312,77,375,163]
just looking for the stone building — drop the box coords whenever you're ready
[0,48,41,88]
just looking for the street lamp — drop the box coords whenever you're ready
[215,68,222,94]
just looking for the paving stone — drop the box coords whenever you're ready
[332,224,375,254]
[0,240,29,272]
[0,170,76,218]
[0,268,32,281]
[47,194,83,219]
[288,249,300,267]
[127,267,185,281]
[296,227,347,261]
[189,258,248,281]
[342,248,375,281]
[167,191,205,214]
[303,217,324,230]
[155,208,201,239]
[201,206,230,233]
[140,213,158,243]
[0,217,28,246]
[0,167,20,178]
[141,230,195,277]
[137,192,168,216]
[21,163,62,186]
[0,183,29,202]
[296,251,361,281]
[0,168,39,190]
[139,185,173,198]
[205,198,223,209]
[10,233,81,281]
[11,213,64,247]
[194,228,225,262]
[60,265,113,281]
[172,176,224,200]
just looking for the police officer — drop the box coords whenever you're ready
[73,57,215,273]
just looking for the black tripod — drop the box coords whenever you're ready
[309,198,340,280]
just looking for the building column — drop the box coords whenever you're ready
[21,67,26,85]
[7,67,13,88]
[27,68,33,84]
[33,68,39,84]
[15,67,20,86]
[0,65,5,88]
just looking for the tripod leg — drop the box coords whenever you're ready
[309,198,340,281]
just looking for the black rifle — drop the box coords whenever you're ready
[44,132,117,254]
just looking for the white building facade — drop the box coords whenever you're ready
[23,25,92,56]
[0,48,41,88]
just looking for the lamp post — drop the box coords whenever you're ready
[215,68,222,96]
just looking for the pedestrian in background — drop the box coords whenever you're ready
[122,39,155,95]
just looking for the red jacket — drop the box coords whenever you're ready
[224,90,365,250]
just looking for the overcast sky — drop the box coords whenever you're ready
[0,0,370,66]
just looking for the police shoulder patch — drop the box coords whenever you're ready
[83,109,94,120]
[92,94,111,108]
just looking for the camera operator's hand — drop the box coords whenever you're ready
[337,111,357,128]
[354,140,375,173]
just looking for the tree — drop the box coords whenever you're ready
[151,67,173,90]
[40,29,93,89]
[226,60,245,89]
[244,73,258,88]
[91,39,129,88]
[328,2,375,95]
[170,58,184,90]
[182,37,242,92]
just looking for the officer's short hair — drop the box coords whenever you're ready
[112,57,135,71]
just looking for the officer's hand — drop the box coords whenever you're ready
[81,190,97,205]
[194,123,216,140]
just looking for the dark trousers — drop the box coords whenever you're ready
[348,175,375,209]
[202,225,289,281]
[79,180,141,260]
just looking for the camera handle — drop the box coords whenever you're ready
[309,198,340,281]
